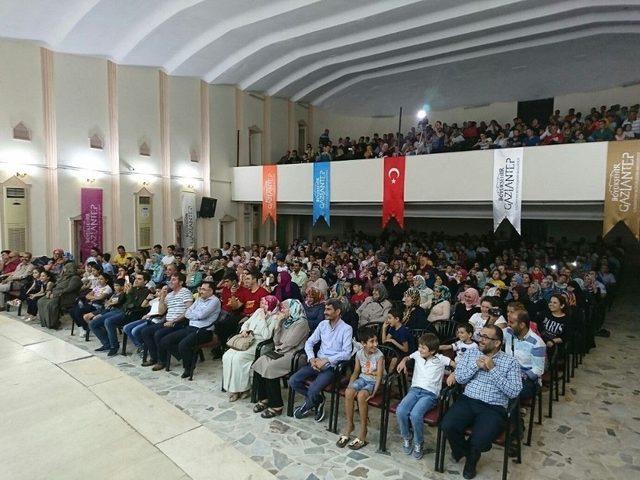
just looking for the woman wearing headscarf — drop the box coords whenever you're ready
[402,288,431,331]
[452,287,481,324]
[412,274,434,310]
[38,262,82,329]
[356,284,392,326]
[222,295,278,401]
[304,287,326,332]
[252,299,310,418]
[427,285,451,322]
[272,271,301,302]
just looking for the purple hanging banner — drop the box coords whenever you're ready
[81,188,103,262]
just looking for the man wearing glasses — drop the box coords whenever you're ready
[155,281,221,378]
[441,325,522,479]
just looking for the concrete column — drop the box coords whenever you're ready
[107,61,121,252]
[159,71,172,245]
[41,47,59,251]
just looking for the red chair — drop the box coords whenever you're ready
[437,394,522,480]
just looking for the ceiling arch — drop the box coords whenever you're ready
[1,0,639,116]
[297,9,640,104]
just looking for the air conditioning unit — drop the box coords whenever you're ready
[3,187,28,251]
[136,194,153,249]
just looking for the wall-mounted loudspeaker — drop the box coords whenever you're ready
[199,197,217,218]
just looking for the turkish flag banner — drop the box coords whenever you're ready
[382,156,406,228]
[262,165,277,224]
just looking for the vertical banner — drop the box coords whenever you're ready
[181,191,197,249]
[382,156,406,229]
[493,147,524,234]
[313,162,331,226]
[604,140,640,241]
[80,188,103,262]
[262,165,277,225]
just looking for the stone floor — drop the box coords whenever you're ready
[3,282,638,480]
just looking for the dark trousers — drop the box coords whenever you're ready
[158,326,213,371]
[140,323,184,363]
[214,310,241,346]
[255,374,284,408]
[441,394,506,458]
[288,364,335,409]
[70,303,97,330]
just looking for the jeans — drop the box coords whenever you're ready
[122,319,149,348]
[90,310,125,349]
[441,394,506,459]
[396,387,438,446]
[288,364,335,409]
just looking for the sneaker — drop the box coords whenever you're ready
[107,348,119,357]
[95,346,110,352]
[314,395,326,422]
[412,442,424,460]
[402,437,413,455]
[293,402,312,419]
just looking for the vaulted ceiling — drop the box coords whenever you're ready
[1,0,640,115]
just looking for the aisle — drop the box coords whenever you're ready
[0,316,275,480]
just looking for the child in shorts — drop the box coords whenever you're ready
[336,327,385,450]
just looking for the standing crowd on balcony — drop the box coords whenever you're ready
[277,103,640,164]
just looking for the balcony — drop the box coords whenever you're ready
[232,142,607,220]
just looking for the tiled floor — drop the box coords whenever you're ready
[2,281,638,480]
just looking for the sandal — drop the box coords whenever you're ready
[253,402,268,413]
[347,438,368,450]
[260,408,282,419]
[336,435,350,448]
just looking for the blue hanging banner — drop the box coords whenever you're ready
[313,162,331,226]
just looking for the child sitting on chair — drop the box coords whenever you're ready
[336,327,385,451]
[439,322,478,363]
[396,333,454,460]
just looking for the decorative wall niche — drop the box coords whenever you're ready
[12,122,31,141]
[89,133,104,150]
[139,141,150,157]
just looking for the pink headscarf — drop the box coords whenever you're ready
[274,271,293,301]
[462,288,480,309]
[262,295,280,313]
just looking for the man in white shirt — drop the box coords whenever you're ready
[290,261,308,290]
[140,273,193,368]
[161,244,176,266]
[157,281,221,378]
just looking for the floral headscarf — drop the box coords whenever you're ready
[281,299,307,329]
[433,285,451,305]
[262,295,280,313]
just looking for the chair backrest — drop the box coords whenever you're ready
[432,319,460,344]
[360,322,383,342]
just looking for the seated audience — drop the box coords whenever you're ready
[158,281,221,378]
[222,295,278,401]
[356,284,392,326]
[439,322,478,363]
[304,287,326,332]
[38,262,82,329]
[442,325,522,479]
[336,327,384,451]
[289,298,352,422]
[427,285,451,322]
[252,299,310,418]
[396,333,452,460]
[452,288,481,324]
[0,252,34,309]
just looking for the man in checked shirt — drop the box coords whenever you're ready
[441,325,522,479]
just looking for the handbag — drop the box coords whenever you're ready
[226,332,254,351]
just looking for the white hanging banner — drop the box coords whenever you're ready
[493,147,524,234]
[181,191,197,249]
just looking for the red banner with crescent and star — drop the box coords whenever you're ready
[262,165,277,225]
[382,156,405,229]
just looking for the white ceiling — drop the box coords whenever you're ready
[1,0,639,116]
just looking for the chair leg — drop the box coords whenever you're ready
[85,328,90,342]
[198,349,205,362]
[121,334,128,355]
[286,386,295,417]
[71,319,75,336]
[526,400,535,446]
[329,392,339,433]
[142,346,148,363]
[537,390,543,425]
[502,426,510,480]
[251,372,258,403]
[165,352,171,372]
